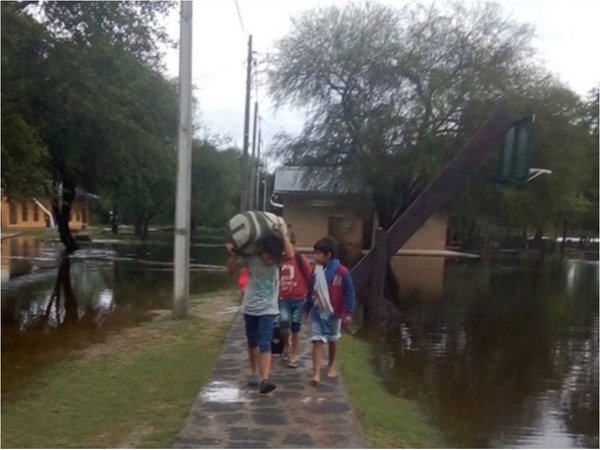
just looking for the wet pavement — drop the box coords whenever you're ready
[174,313,367,449]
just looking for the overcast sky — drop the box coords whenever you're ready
[161,0,599,163]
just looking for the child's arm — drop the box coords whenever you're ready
[225,243,243,275]
[304,272,316,316]
[341,271,356,325]
[280,225,295,259]
[301,255,312,284]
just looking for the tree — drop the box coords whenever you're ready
[268,1,537,229]
[1,3,51,194]
[447,79,598,247]
[190,142,241,230]
[1,1,177,250]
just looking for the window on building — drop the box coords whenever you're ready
[81,206,88,224]
[33,204,40,222]
[9,203,18,224]
[21,203,29,222]
[76,209,81,222]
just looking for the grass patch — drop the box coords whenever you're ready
[1,315,230,448]
[339,334,444,448]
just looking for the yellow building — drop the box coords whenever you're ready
[1,195,90,230]
[273,166,447,259]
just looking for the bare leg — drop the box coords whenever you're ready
[290,331,301,363]
[259,351,272,381]
[327,341,337,378]
[280,328,291,359]
[311,341,324,384]
[248,346,260,376]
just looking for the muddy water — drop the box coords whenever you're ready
[371,257,599,448]
[1,237,234,398]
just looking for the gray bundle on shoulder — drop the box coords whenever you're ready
[227,211,287,256]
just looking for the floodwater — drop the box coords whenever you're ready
[1,236,233,398]
[2,237,598,448]
[371,256,599,448]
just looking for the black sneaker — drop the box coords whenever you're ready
[247,374,260,387]
[259,379,276,394]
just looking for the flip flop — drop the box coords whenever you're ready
[309,379,319,386]
[287,360,299,369]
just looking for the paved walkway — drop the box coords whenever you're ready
[174,311,367,449]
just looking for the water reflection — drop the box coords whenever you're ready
[1,237,233,398]
[369,257,599,448]
[200,381,248,403]
[391,256,445,302]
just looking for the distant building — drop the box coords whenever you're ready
[273,166,447,260]
[1,190,95,231]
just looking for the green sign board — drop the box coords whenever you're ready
[497,115,534,184]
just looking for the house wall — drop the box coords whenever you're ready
[1,196,89,230]
[400,214,447,251]
[281,195,366,256]
[281,194,447,253]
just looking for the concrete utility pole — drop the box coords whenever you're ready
[249,101,259,210]
[173,0,193,319]
[240,35,253,212]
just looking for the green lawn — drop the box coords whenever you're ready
[2,293,443,449]
[1,316,230,448]
[339,334,445,448]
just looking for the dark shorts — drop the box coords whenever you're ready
[244,314,276,353]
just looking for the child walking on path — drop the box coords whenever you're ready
[305,237,356,385]
[278,232,312,368]
[226,224,294,394]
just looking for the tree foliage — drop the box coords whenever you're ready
[269,1,539,229]
[190,142,242,229]
[269,1,597,241]
[1,1,177,248]
[1,3,52,194]
[447,80,598,243]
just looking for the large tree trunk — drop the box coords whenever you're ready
[365,229,386,323]
[51,179,79,254]
[560,218,567,258]
[372,193,395,231]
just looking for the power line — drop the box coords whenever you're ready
[234,0,246,35]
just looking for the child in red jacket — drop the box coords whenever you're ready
[278,232,312,368]
[305,237,356,385]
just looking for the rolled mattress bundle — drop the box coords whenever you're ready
[227,211,287,256]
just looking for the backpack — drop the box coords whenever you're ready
[271,316,285,354]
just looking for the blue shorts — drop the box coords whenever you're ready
[311,313,342,343]
[244,314,276,353]
[278,298,305,333]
